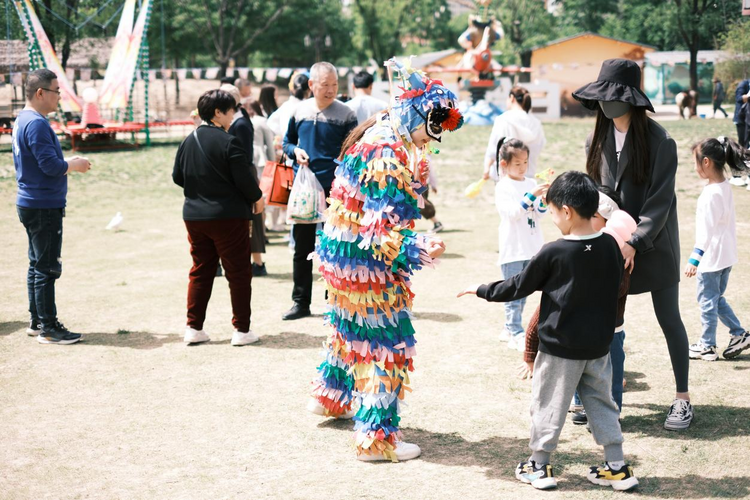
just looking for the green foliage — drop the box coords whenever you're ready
[599,0,682,50]
[556,0,618,36]
[493,0,557,66]
[715,18,750,84]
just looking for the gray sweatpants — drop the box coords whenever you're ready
[529,351,624,465]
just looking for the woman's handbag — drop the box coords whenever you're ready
[259,156,295,207]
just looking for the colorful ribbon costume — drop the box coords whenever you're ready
[310,58,463,461]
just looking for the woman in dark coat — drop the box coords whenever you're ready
[574,59,693,431]
[221,84,268,276]
[172,89,264,346]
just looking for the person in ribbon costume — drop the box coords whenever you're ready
[307,57,464,462]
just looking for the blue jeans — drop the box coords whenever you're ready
[574,330,626,411]
[17,207,64,330]
[697,267,745,347]
[500,260,529,338]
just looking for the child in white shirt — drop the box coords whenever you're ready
[494,138,549,350]
[685,136,750,360]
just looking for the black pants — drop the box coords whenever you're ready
[712,100,728,117]
[17,206,64,330]
[651,284,690,393]
[291,222,317,307]
[738,123,748,149]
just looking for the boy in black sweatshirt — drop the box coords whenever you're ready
[458,171,638,491]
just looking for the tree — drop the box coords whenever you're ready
[493,0,557,82]
[176,0,291,71]
[350,0,453,74]
[715,18,750,84]
[557,0,618,36]
[669,0,726,91]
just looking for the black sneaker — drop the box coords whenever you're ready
[431,221,444,233]
[689,343,718,361]
[572,410,588,425]
[587,463,639,491]
[664,398,693,430]
[252,263,268,277]
[282,303,311,321]
[26,319,41,337]
[515,461,557,489]
[723,331,750,359]
[38,322,82,345]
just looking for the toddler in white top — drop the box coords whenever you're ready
[685,136,750,361]
[494,138,549,350]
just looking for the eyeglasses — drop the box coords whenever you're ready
[40,87,61,96]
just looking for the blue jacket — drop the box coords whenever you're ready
[283,99,357,190]
[12,110,68,208]
[733,79,749,125]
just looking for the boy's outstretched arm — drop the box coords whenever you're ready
[457,247,549,301]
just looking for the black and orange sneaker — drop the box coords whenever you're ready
[515,461,557,490]
[587,463,639,491]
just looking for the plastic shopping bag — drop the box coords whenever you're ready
[286,166,327,224]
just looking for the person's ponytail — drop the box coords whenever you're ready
[724,138,750,176]
[338,113,380,160]
[510,86,532,113]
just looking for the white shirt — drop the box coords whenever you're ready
[485,109,546,179]
[694,180,737,272]
[614,127,627,161]
[345,94,388,124]
[495,176,546,266]
[250,115,275,170]
[267,96,302,137]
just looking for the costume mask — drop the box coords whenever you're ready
[599,101,631,119]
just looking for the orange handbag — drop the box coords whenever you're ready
[260,156,295,207]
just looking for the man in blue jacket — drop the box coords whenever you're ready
[13,69,91,344]
[282,62,357,320]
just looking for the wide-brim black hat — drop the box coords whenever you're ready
[572,58,654,113]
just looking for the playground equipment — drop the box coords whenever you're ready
[10,0,155,148]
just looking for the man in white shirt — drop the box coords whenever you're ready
[345,71,388,124]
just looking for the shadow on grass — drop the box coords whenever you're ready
[414,312,463,323]
[622,403,750,439]
[0,321,28,337]
[80,331,182,350]
[622,371,650,393]
[440,253,464,259]
[263,272,293,281]
[258,331,325,349]
[436,229,469,234]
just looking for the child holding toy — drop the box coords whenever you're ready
[494,138,548,350]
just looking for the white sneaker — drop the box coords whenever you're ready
[357,441,421,462]
[231,330,259,346]
[499,329,511,341]
[306,398,355,419]
[664,398,694,430]
[507,336,517,350]
[184,326,209,344]
[729,176,747,186]
[516,338,526,352]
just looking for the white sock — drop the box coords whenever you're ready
[608,460,625,470]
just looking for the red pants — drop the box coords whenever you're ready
[185,219,252,333]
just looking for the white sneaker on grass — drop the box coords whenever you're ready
[507,336,518,350]
[306,398,355,419]
[729,176,747,187]
[357,441,421,462]
[664,398,693,430]
[231,330,259,346]
[184,326,209,344]
[499,329,511,342]
[689,343,718,361]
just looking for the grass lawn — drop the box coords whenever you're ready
[1,117,749,500]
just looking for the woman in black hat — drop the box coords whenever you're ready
[573,59,693,431]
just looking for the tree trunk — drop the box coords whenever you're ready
[519,50,532,83]
[174,57,180,106]
[689,42,698,92]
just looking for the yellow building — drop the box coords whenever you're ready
[531,32,656,115]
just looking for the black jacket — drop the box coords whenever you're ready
[478,234,623,360]
[228,108,256,178]
[172,124,262,221]
[586,118,680,294]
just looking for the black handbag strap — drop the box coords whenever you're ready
[192,129,234,185]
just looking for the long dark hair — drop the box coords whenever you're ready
[586,106,650,185]
[338,113,379,160]
[258,86,278,117]
[693,137,750,176]
[509,86,532,113]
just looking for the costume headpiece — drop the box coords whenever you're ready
[385,57,463,143]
